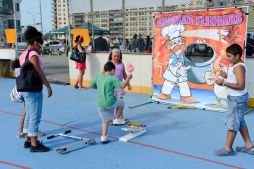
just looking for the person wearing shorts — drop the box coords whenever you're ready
[90,62,132,143]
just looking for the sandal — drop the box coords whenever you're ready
[214,147,235,156]
[79,86,88,90]
[236,145,254,155]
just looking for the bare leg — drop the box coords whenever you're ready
[102,122,109,136]
[74,74,79,88]
[225,130,237,151]
[119,97,125,120]
[78,69,85,88]
[19,107,26,134]
[25,133,30,142]
[114,107,123,120]
[31,137,38,147]
[239,127,254,151]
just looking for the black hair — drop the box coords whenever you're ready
[226,44,243,58]
[11,59,20,71]
[24,26,43,45]
[75,35,83,43]
[104,62,115,72]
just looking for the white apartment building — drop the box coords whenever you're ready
[52,0,69,39]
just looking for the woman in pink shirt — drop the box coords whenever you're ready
[18,26,52,152]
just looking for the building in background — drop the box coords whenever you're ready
[70,7,155,41]
[51,0,69,39]
[52,0,254,41]
[0,0,21,46]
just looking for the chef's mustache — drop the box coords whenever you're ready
[172,44,186,53]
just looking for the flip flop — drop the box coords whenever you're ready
[236,145,254,155]
[79,87,88,90]
[214,147,235,156]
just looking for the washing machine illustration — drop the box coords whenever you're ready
[183,43,216,84]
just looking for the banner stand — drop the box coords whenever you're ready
[128,101,154,109]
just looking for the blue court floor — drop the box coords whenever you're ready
[0,78,254,169]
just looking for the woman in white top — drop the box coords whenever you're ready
[214,44,254,156]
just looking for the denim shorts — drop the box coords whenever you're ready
[226,93,248,132]
[97,98,124,123]
[20,91,43,137]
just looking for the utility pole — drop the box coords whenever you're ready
[39,0,43,33]
[13,0,18,58]
[67,0,72,52]
[90,0,94,48]
[122,0,125,49]
[162,0,165,12]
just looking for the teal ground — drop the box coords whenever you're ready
[0,78,254,169]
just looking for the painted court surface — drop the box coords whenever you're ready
[0,78,253,169]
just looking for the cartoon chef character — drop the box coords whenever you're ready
[157,24,195,103]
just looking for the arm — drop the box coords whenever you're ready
[77,44,87,54]
[220,70,227,78]
[30,55,52,97]
[123,65,132,90]
[121,74,132,89]
[216,65,245,90]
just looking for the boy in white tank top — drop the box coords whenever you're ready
[214,44,254,156]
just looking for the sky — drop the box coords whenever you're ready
[20,0,52,34]
[20,0,191,34]
[70,0,191,13]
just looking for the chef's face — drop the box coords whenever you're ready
[170,37,183,49]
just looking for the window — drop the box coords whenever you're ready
[16,3,19,12]
[16,20,20,27]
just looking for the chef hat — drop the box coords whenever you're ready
[161,24,185,40]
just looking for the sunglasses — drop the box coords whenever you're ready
[36,41,43,48]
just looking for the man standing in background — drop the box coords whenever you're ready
[94,32,109,51]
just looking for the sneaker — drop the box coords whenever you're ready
[24,141,31,148]
[17,133,25,139]
[101,135,110,144]
[113,119,126,125]
[30,141,50,152]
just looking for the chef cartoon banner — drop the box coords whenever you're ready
[151,8,247,112]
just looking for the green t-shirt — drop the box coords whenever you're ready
[90,74,123,108]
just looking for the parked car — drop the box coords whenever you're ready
[44,40,64,55]
[17,42,27,51]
